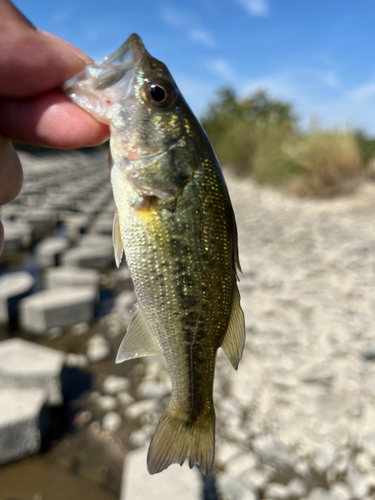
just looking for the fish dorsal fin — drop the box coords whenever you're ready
[221,285,245,370]
[116,304,162,363]
[113,209,124,268]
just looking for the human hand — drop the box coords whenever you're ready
[0,0,110,254]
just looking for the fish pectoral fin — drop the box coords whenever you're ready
[221,285,246,370]
[116,304,162,363]
[112,209,124,268]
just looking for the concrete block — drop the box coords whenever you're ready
[26,208,57,230]
[121,445,202,500]
[0,271,35,323]
[78,233,113,250]
[45,266,100,289]
[113,267,133,291]
[90,213,113,235]
[20,286,97,334]
[0,338,65,405]
[62,213,91,240]
[36,236,69,267]
[62,246,114,269]
[0,388,48,465]
[2,221,32,252]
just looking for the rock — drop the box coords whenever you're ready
[102,411,122,432]
[62,246,114,269]
[294,458,310,477]
[0,271,34,324]
[65,353,89,369]
[117,391,135,407]
[20,287,97,334]
[73,410,93,429]
[217,474,258,500]
[70,321,90,336]
[124,399,158,420]
[46,327,64,339]
[86,334,111,362]
[226,452,258,476]
[129,428,150,448]
[114,290,137,313]
[242,466,272,491]
[347,468,369,499]
[0,338,65,405]
[307,487,331,500]
[230,374,255,406]
[45,266,100,289]
[137,381,171,400]
[301,363,335,385]
[35,236,68,267]
[287,477,307,498]
[329,482,351,500]
[216,442,241,467]
[102,375,131,395]
[253,435,296,472]
[312,446,336,473]
[264,482,289,500]
[121,445,202,500]
[0,388,48,465]
[96,395,118,411]
[360,347,375,361]
[88,391,101,403]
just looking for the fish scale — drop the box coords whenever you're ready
[64,33,245,475]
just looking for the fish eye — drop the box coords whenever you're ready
[143,79,175,109]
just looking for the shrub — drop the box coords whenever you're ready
[285,128,363,196]
[201,87,296,177]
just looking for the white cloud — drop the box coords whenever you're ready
[188,29,216,48]
[161,7,188,28]
[160,6,216,48]
[207,59,237,80]
[236,0,269,17]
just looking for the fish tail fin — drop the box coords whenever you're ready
[147,405,215,475]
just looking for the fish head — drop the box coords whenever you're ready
[65,34,194,159]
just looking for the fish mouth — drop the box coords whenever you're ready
[63,33,148,122]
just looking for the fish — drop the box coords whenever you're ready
[63,33,245,475]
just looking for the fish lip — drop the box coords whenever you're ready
[103,33,147,65]
[63,33,148,120]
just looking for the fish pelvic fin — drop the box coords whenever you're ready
[147,405,215,476]
[113,209,124,268]
[116,304,162,363]
[221,285,245,370]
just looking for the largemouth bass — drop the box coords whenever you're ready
[64,34,245,475]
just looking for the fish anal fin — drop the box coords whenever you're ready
[113,209,124,268]
[147,405,215,475]
[116,305,162,363]
[221,285,245,370]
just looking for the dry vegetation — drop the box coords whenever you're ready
[201,87,373,196]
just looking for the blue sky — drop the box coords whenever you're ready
[15,0,375,134]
